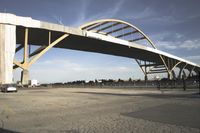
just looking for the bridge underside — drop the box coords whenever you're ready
[14,27,199,84]
[0,13,199,85]
[16,27,163,63]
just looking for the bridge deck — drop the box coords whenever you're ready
[1,13,200,72]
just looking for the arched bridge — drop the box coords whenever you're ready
[0,13,199,84]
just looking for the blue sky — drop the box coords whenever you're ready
[1,0,200,83]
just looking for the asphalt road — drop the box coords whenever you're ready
[0,88,200,133]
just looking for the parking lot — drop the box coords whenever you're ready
[0,87,200,133]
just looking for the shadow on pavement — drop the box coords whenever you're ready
[75,91,200,99]
[76,91,200,128]
[0,128,19,133]
[122,103,200,129]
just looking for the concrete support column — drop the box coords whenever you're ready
[0,24,16,84]
[144,75,148,81]
[21,69,29,85]
[168,73,172,80]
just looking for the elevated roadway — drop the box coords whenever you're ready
[0,13,199,84]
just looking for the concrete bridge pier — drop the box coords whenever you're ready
[168,73,172,80]
[0,24,16,84]
[21,69,29,85]
[144,75,148,81]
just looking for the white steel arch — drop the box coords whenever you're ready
[80,19,200,79]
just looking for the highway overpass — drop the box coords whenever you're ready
[0,13,199,84]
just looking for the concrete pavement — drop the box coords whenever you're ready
[0,88,200,133]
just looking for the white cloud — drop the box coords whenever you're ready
[150,16,177,24]
[152,31,200,51]
[150,32,171,41]
[52,15,63,25]
[73,0,125,27]
[13,58,139,83]
[185,55,200,60]
[124,7,155,20]
[115,66,131,72]
[156,41,178,50]
[108,0,125,17]
[73,0,91,26]
[185,55,200,64]
[179,40,200,50]
[156,39,200,51]
[175,33,183,39]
